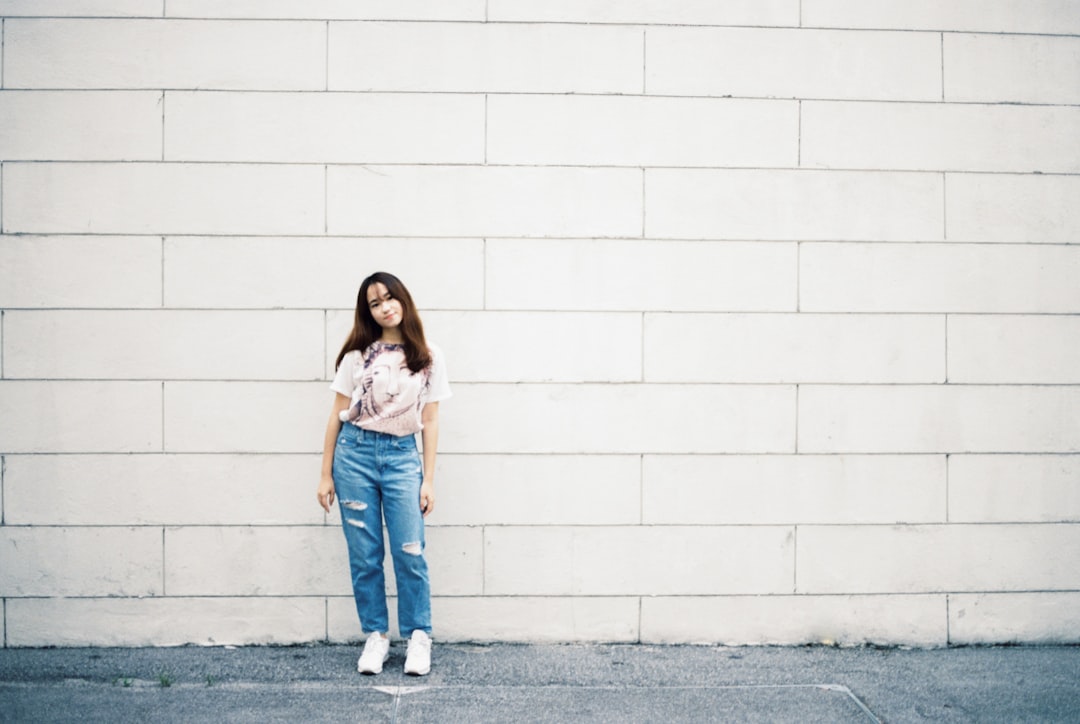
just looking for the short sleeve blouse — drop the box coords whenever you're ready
[331,342,451,437]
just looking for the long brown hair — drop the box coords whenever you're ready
[335,272,432,373]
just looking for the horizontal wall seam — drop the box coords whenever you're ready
[5,16,1080,39]
[3,379,1079,386]
[4,309,1080,316]
[4,525,1075,529]
[3,160,1079,176]
[2,240,1080,252]
[0,451,1030,457]
[3,589,1079,599]
[2,232,1077,246]
[6,88,1080,109]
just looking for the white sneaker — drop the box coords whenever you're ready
[357,632,390,675]
[403,630,431,676]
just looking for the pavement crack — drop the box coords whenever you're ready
[827,684,882,723]
[390,685,401,724]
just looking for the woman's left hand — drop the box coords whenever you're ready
[419,479,435,517]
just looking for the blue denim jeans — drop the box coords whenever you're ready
[333,423,431,636]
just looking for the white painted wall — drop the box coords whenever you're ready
[1,0,1078,648]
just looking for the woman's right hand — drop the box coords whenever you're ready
[318,394,350,514]
[317,475,336,513]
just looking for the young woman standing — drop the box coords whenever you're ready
[317,272,451,676]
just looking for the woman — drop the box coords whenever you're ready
[317,272,451,676]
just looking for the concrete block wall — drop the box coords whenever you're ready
[0,1,1078,648]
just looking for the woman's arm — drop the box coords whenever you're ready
[419,402,440,517]
[317,393,351,513]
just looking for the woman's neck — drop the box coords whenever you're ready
[378,330,404,345]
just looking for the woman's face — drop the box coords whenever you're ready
[366,282,404,330]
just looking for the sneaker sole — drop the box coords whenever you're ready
[358,653,389,675]
[404,666,430,676]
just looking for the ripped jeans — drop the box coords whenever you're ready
[333,423,431,637]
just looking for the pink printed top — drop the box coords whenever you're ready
[331,342,451,437]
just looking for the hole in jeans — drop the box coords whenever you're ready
[346,519,365,529]
[342,501,368,511]
[402,542,422,556]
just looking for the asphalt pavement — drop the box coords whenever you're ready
[2,642,1078,722]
